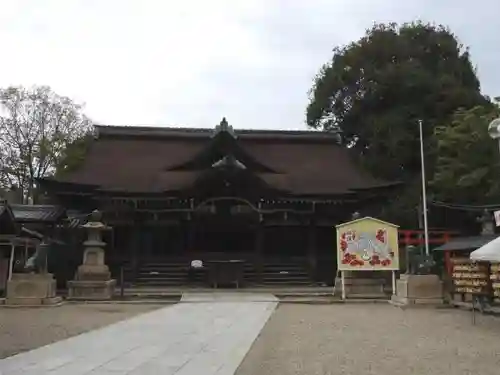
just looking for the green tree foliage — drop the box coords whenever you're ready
[307,21,487,182]
[55,133,94,178]
[431,104,500,204]
[0,86,92,202]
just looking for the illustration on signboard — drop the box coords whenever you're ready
[336,217,399,271]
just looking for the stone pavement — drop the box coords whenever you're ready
[180,292,279,302]
[0,293,278,375]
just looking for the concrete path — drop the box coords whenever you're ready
[0,294,278,375]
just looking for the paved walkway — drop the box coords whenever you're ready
[0,294,278,375]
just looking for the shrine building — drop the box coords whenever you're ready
[37,118,399,287]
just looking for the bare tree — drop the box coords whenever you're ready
[0,85,92,203]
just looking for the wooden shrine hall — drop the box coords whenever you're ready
[38,118,399,287]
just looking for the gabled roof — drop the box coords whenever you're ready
[169,119,277,173]
[42,121,399,196]
[10,204,67,223]
[336,216,400,229]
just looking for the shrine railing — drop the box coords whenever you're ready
[398,229,458,275]
[398,229,458,247]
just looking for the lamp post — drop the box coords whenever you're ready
[486,117,500,229]
[419,120,430,256]
[488,117,500,152]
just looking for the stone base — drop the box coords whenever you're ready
[335,277,388,298]
[4,273,61,307]
[67,279,116,300]
[452,292,473,303]
[391,295,444,307]
[75,264,112,281]
[391,274,443,307]
[4,296,63,307]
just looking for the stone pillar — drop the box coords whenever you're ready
[67,210,116,300]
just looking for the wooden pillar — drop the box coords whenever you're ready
[131,222,140,282]
[255,222,264,284]
[186,199,196,257]
[307,221,317,281]
[186,219,196,255]
[8,243,15,281]
[442,232,453,276]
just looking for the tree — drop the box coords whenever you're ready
[431,104,500,204]
[54,133,94,178]
[0,86,92,202]
[306,21,487,182]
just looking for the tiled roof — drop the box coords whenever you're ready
[10,204,67,223]
[42,124,399,196]
[433,235,499,252]
[94,124,341,140]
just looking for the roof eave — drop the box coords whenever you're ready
[37,177,100,192]
[94,124,341,142]
[349,181,403,192]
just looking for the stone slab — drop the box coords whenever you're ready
[0,293,278,375]
[180,292,279,302]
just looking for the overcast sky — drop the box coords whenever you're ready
[0,0,498,130]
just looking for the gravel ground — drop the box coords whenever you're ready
[236,304,500,375]
[0,303,163,359]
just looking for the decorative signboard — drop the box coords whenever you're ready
[335,216,400,299]
[336,216,400,271]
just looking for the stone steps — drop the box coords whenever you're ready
[122,260,314,287]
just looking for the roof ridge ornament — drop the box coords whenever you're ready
[212,154,247,170]
[212,117,237,139]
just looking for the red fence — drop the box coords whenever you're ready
[398,229,457,247]
[399,229,458,274]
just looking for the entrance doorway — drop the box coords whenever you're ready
[193,217,256,256]
[190,197,259,258]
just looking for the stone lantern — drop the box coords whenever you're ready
[477,209,494,236]
[67,210,116,300]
